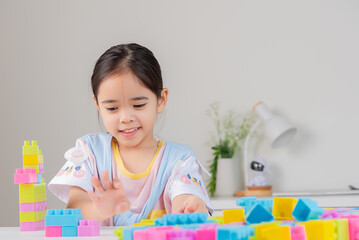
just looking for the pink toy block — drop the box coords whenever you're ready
[133,226,173,240]
[341,214,359,240]
[196,228,216,240]
[19,220,44,231]
[78,220,100,236]
[19,201,46,212]
[39,164,44,173]
[167,229,196,240]
[45,226,62,237]
[291,225,307,240]
[14,168,37,184]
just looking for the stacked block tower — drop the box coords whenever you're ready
[14,140,46,231]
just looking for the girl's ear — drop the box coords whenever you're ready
[92,94,101,112]
[157,88,169,113]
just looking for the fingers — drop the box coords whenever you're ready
[115,200,130,215]
[112,178,123,190]
[91,176,105,194]
[183,197,198,213]
[101,170,113,191]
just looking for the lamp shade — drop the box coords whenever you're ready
[253,101,297,148]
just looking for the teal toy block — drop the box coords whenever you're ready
[292,198,324,221]
[62,226,78,237]
[245,204,274,224]
[217,226,254,240]
[155,213,208,226]
[45,209,82,226]
[23,140,39,156]
[236,197,273,213]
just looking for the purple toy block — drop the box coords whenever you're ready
[78,220,100,236]
[196,228,216,240]
[45,226,62,237]
[14,168,37,184]
[39,164,44,173]
[133,226,173,240]
[167,229,196,240]
[19,201,46,212]
[19,220,45,231]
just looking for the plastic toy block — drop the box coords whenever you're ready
[62,226,78,237]
[257,225,291,240]
[45,226,62,237]
[272,197,297,220]
[246,204,274,224]
[196,227,216,240]
[19,182,46,193]
[253,223,280,239]
[333,218,349,240]
[132,226,173,240]
[320,209,341,219]
[236,197,273,213]
[45,209,83,226]
[299,219,336,240]
[291,225,307,240]
[167,229,196,240]
[23,164,39,173]
[19,210,46,222]
[39,150,43,164]
[23,140,39,156]
[19,201,46,212]
[133,219,155,226]
[340,214,359,240]
[36,173,42,183]
[78,220,100,236]
[19,220,44,231]
[223,209,245,224]
[292,198,324,221]
[23,155,41,165]
[39,164,44,173]
[217,226,253,240]
[19,183,46,203]
[209,216,224,224]
[14,168,37,184]
[155,213,208,226]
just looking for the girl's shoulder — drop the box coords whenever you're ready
[163,141,197,157]
[79,132,112,142]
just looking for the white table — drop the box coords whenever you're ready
[0,227,118,239]
[210,190,359,216]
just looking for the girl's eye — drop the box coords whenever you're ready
[134,104,146,108]
[106,107,118,111]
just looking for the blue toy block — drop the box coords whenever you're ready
[62,226,78,237]
[292,198,324,221]
[155,213,208,226]
[245,204,274,224]
[236,197,273,213]
[37,173,42,183]
[45,209,83,226]
[217,226,253,240]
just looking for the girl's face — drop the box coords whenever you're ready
[95,70,168,149]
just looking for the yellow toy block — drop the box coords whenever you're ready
[23,164,39,173]
[254,222,280,240]
[19,183,46,203]
[23,141,39,156]
[209,216,224,224]
[333,218,349,240]
[19,210,46,222]
[223,209,245,224]
[300,219,336,240]
[23,155,41,165]
[272,197,297,220]
[133,219,155,226]
[258,225,291,240]
[39,150,43,164]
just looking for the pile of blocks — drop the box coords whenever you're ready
[45,208,99,237]
[14,141,46,231]
[114,196,359,240]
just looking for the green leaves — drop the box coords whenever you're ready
[206,102,255,197]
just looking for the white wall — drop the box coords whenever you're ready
[1,0,358,226]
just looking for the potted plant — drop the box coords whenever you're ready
[206,102,254,197]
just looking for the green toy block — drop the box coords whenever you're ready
[334,218,349,240]
[23,141,39,156]
[20,210,46,222]
[19,183,46,203]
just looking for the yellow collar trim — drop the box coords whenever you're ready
[112,138,164,179]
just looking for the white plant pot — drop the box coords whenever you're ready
[215,157,237,197]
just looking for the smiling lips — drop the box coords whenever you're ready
[119,127,140,137]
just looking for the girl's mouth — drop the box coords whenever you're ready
[119,127,140,137]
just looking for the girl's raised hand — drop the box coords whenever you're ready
[87,170,130,220]
[172,194,207,214]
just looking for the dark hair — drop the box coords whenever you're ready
[91,43,163,102]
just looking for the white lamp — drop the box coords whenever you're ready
[238,101,297,196]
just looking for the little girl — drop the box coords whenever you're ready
[48,43,213,226]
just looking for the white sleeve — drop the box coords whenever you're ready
[168,155,213,214]
[47,139,95,203]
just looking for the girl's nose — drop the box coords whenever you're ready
[119,108,134,123]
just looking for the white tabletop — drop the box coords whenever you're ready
[0,227,118,239]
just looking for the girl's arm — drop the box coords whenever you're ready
[67,170,130,222]
[171,194,208,213]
